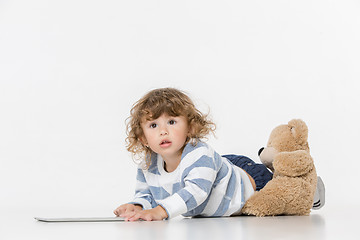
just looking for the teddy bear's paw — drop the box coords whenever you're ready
[241,202,272,217]
[241,191,288,217]
[241,207,270,217]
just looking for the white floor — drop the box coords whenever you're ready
[2,204,359,240]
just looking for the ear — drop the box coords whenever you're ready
[139,136,148,147]
[288,119,308,144]
[187,124,195,138]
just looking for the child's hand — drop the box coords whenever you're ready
[113,204,143,219]
[127,205,168,221]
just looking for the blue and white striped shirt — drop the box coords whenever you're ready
[130,142,254,219]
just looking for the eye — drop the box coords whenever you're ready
[168,120,176,125]
[149,123,157,128]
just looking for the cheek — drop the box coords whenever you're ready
[175,126,189,138]
[141,129,154,144]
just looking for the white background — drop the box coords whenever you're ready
[1,0,360,216]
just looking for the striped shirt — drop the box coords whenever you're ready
[129,141,254,219]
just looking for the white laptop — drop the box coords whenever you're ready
[34,217,125,222]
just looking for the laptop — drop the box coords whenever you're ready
[34,217,125,222]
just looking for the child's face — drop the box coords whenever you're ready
[140,114,189,161]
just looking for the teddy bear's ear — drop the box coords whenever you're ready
[288,119,308,144]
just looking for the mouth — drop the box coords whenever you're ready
[160,140,172,147]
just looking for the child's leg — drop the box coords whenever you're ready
[224,154,326,210]
[312,176,325,210]
[222,154,273,191]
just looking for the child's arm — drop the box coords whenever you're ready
[124,151,219,221]
[157,150,220,219]
[128,168,157,210]
[124,145,220,220]
[114,168,157,220]
[114,168,168,221]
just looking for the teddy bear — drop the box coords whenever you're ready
[241,119,317,216]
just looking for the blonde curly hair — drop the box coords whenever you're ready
[126,88,216,167]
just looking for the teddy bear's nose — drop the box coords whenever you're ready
[258,147,264,156]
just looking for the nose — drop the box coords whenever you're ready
[160,126,168,136]
[258,147,264,156]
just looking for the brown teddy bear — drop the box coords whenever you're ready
[241,119,317,216]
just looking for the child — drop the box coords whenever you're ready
[113,88,273,221]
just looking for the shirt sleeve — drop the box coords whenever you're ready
[158,152,220,218]
[128,168,157,210]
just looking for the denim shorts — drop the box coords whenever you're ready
[222,154,273,191]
